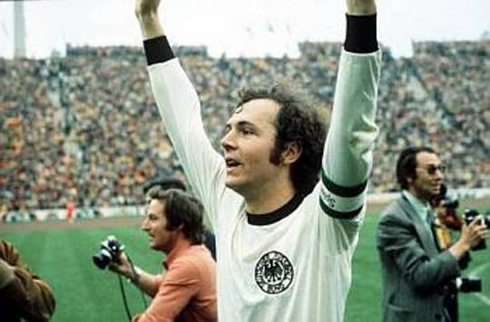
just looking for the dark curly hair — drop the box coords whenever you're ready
[237,82,327,195]
[396,146,436,190]
[147,187,205,245]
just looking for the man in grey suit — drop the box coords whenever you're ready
[376,146,488,322]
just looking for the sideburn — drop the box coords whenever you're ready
[269,137,283,165]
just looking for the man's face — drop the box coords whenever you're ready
[408,152,444,202]
[220,98,286,195]
[141,199,178,253]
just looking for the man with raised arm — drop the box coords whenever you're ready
[134,0,381,320]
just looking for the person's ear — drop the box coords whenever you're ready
[281,141,302,165]
[406,175,415,185]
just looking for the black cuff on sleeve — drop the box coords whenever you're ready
[143,36,175,66]
[344,14,378,53]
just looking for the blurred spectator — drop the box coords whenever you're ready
[0,41,488,212]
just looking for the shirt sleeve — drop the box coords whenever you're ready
[318,14,381,239]
[320,12,381,218]
[0,240,56,321]
[134,259,201,322]
[147,57,225,230]
[319,49,381,241]
[320,49,381,204]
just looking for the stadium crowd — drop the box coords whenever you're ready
[1,41,489,214]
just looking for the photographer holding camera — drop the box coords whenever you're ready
[376,146,488,322]
[104,187,217,322]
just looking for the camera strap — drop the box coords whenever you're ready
[117,255,148,321]
[118,274,133,322]
[127,255,148,308]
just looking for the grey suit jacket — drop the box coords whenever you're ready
[376,193,460,322]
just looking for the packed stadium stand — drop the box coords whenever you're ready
[1,41,489,214]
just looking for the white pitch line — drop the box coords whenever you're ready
[468,262,490,306]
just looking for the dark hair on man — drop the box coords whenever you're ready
[237,82,327,195]
[143,177,187,194]
[396,146,436,190]
[147,186,205,244]
[144,178,217,260]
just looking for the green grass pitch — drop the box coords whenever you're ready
[2,213,489,321]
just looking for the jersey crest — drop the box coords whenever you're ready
[255,251,294,294]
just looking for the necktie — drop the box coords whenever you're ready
[425,209,434,232]
[427,209,442,250]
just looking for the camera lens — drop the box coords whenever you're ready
[458,277,482,293]
[92,236,124,270]
[92,248,113,270]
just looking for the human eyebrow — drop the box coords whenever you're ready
[145,211,158,219]
[224,120,258,134]
[236,121,257,131]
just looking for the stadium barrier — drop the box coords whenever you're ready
[2,188,489,224]
[2,205,145,223]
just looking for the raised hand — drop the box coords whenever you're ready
[346,0,376,15]
[107,252,133,279]
[134,0,165,39]
[135,0,161,19]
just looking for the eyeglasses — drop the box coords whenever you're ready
[424,164,446,175]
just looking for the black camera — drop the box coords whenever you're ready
[92,235,125,270]
[464,209,490,226]
[457,276,482,293]
[463,209,489,251]
[440,197,459,210]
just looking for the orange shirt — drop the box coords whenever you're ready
[134,243,217,322]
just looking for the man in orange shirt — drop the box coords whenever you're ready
[109,187,217,322]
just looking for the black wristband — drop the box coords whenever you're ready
[344,14,378,53]
[143,36,175,66]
